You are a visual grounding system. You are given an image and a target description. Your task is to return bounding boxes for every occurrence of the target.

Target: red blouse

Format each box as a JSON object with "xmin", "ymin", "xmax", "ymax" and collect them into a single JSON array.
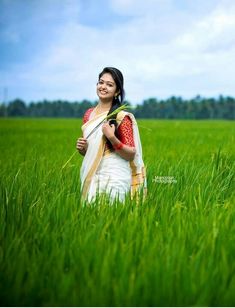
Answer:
[
  {"xmin": 83, "ymin": 108, "xmax": 93, "ymax": 124},
  {"xmin": 83, "ymin": 108, "xmax": 135, "ymax": 148}
]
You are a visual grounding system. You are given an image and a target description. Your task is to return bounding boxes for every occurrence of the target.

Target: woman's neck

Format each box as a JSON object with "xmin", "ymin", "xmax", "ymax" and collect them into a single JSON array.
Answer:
[{"xmin": 97, "ymin": 99, "xmax": 112, "ymax": 112}]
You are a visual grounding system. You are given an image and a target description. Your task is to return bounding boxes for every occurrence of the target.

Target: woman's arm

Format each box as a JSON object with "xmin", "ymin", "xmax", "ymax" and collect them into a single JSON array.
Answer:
[
  {"xmin": 76, "ymin": 108, "xmax": 94, "ymax": 156},
  {"xmin": 76, "ymin": 137, "xmax": 88, "ymax": 156},
  {"xmin": 108, "ymin": 134, "xmax": 136, "ymax": 161},
  {"xmin": 102, "ymin": 118, "xmax": 136, "ymax": 161}
]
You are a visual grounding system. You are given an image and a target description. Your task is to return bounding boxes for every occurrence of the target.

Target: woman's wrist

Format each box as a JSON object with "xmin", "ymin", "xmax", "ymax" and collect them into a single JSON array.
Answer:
[
  {"xmin": 113, "ymin": 142, "xmax": 124, "ymax": 151},
  {"xmin": 107, "ymin": 135, "xmax": 116, "ymax": 143},
  {"xmin": 79, "ymin": 148, "xmax": 86, "ymax": 155},
  {"xmin": 107, "ymin": 135, "xmax": 124, "ymax": 151}
]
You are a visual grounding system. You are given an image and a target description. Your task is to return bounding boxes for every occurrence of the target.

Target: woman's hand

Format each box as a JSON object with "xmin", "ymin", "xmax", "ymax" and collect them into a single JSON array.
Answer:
[
  {"xmin": 102, "ymin": 120, "xmax": 115, "ymax": 140},
  {"xmin": 76, "ymin": 137, "xmax": 88, "ymax": 156}
]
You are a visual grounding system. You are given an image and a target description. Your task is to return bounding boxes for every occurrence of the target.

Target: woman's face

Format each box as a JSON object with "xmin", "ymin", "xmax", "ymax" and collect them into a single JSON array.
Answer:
[{"xmin": 96, "ymin": 73, "xmax": 118, "ymax": 101}]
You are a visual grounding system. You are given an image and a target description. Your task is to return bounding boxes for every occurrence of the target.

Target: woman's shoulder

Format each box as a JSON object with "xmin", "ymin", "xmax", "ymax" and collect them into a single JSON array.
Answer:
[
  {"xmin": 83, "ymin": 107, "xmax": 95, "ymax": 124},
  {"xmin": 117, "ymin": 110, "xmax": 136, "ymax": 124},
  {"xmin": 117, "ymin": 113, "xmax": 135, "ymax": 147},
  {"xmin": 122, "ymin": 114, "xmax": 132, "ymax": 123}
]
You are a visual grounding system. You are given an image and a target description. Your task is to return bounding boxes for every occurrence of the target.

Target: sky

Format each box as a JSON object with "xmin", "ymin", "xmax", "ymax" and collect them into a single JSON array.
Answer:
[{"xmin": 1, "ymin": 0, "xmax": 235, "ymax": 105}]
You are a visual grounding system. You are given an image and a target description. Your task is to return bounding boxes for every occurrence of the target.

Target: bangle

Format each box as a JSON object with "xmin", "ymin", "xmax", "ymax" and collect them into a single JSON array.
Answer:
[{"xmin": 113, "ymin": 142, "xmax": 124, "ymax": 151}]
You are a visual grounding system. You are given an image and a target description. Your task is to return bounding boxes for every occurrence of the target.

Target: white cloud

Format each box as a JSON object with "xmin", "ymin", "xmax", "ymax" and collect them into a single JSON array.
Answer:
[
  {"xmin": 1, "ymin": 0, "xmax": 235, "ymax": 103},
  {"xmin": 175, "ymin": 4, "xmax": 235, "ymax": 52}
]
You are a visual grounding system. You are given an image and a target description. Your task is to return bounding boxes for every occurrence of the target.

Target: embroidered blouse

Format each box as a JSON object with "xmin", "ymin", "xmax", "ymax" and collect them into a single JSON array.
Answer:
[{"xmin": 83, "ymin": 107, "xmax": 135, "ymax": 149}]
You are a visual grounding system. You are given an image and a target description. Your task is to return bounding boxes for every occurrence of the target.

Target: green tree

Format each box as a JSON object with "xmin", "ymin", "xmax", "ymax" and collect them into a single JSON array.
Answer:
[{"xmin": 7, "ymin": 99, "xmax": 27, "ymax": 116}]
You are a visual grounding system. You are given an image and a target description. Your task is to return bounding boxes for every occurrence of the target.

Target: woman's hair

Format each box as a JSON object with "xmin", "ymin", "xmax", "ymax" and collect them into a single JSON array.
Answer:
[
  {"xmin": 98, "ymin": 67, "xmax": 125, "ymax": 145},
  {"xmin": 98, "ymin": 66, "xmax": 125, "ymax": 111}
]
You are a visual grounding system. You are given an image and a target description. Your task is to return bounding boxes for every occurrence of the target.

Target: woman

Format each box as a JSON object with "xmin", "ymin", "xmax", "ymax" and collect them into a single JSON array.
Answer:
[{"xmin": 76, "ymin": 67, "xmax": 147, "ymax": 203}]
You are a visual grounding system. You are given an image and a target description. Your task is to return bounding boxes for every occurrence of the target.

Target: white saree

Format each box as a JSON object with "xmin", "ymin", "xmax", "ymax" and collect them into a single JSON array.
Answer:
[{"xmin": 80, "ymin": 110, "xmax": 147, "ymax": 204}]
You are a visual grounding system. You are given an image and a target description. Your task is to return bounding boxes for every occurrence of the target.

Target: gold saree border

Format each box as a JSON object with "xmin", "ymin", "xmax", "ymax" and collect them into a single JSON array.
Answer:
[
  {"xmin": 81, "ymin": 135, "xmax": 106, "ymax": 200},
  {"xmin": 117, "ymin": 111, "xmax": 147, "ymax": 201},
  {"xmin": 82, "ymin": 109, "xmax": 108, "ymax": 132}
]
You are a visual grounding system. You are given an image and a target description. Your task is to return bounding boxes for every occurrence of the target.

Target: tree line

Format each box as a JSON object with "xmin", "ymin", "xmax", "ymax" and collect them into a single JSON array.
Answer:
[{"xmin": 0, "ymin": 95, "xmax": 234, "ymax": 119}]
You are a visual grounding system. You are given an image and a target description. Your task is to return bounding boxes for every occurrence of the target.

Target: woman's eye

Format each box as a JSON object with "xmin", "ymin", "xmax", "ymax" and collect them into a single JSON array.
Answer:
[{"xmin": 98, "ymin": 81, "xmax": 113, "ymax": 87}]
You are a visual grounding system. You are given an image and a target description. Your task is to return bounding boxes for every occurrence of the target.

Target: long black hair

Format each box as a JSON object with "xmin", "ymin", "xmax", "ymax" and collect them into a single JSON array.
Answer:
[{"xmin": 98, "ymin": 67, "xmax": 125, "ymax": 145}]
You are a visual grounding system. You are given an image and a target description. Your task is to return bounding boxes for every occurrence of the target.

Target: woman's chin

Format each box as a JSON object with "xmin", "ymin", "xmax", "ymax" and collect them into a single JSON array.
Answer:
[{"xmin": 98, "ymin": 94, "xmax": 112, "ymax": 101}]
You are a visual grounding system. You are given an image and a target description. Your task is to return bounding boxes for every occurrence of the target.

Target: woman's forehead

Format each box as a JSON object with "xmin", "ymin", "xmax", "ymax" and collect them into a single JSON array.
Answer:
[{"xmin": 100, "ymin": 73, "xmax": 115, "ymax": 83}]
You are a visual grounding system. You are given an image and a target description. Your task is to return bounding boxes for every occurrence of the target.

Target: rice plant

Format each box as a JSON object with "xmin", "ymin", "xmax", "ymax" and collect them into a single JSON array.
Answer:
[{"xmin": 0, "ymin": 118, "xmax": 234, "ymax": 306}]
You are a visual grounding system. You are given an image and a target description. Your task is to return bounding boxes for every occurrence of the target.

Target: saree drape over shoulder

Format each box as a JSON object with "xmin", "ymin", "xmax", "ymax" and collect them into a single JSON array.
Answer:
[{"xmin": 80, "ymin": 110, "xmax": 147, "ymax": 203}]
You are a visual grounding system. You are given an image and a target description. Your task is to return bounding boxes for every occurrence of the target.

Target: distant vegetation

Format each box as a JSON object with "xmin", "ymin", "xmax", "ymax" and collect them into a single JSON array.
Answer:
[{"xmin": 0, "ymin": 95, "xmax": 234, "ymax": 119}]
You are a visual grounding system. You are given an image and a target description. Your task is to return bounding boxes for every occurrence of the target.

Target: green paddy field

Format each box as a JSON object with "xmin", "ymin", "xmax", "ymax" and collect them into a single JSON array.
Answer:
[{"xmin": 0, "ymin": 118, "xmax": 234, "ymax": 306}]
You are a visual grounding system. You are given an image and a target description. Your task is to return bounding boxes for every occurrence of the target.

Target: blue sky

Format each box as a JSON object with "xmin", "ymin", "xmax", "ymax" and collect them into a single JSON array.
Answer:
[{"xmin": 1, "ymin": 0, "xmax": 235, "ymax": 104}]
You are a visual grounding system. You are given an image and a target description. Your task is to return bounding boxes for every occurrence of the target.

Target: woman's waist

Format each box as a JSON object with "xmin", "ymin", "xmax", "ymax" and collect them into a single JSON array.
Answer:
[{"xmin": 98, "ymin": 152, "xmax": 130, "ymax": 170}]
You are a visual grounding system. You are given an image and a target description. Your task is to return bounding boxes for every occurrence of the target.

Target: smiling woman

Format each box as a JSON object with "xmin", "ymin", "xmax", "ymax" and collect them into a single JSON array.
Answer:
[{"xmin": 76, "ymin": 67, "xmax": 147, "ymax": 204}]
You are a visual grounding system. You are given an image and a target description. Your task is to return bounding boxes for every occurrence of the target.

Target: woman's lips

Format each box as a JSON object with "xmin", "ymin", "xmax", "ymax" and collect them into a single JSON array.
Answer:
[{"xmin": 100, "ymin": 90, "xmax": 107, "ymax": 94}]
